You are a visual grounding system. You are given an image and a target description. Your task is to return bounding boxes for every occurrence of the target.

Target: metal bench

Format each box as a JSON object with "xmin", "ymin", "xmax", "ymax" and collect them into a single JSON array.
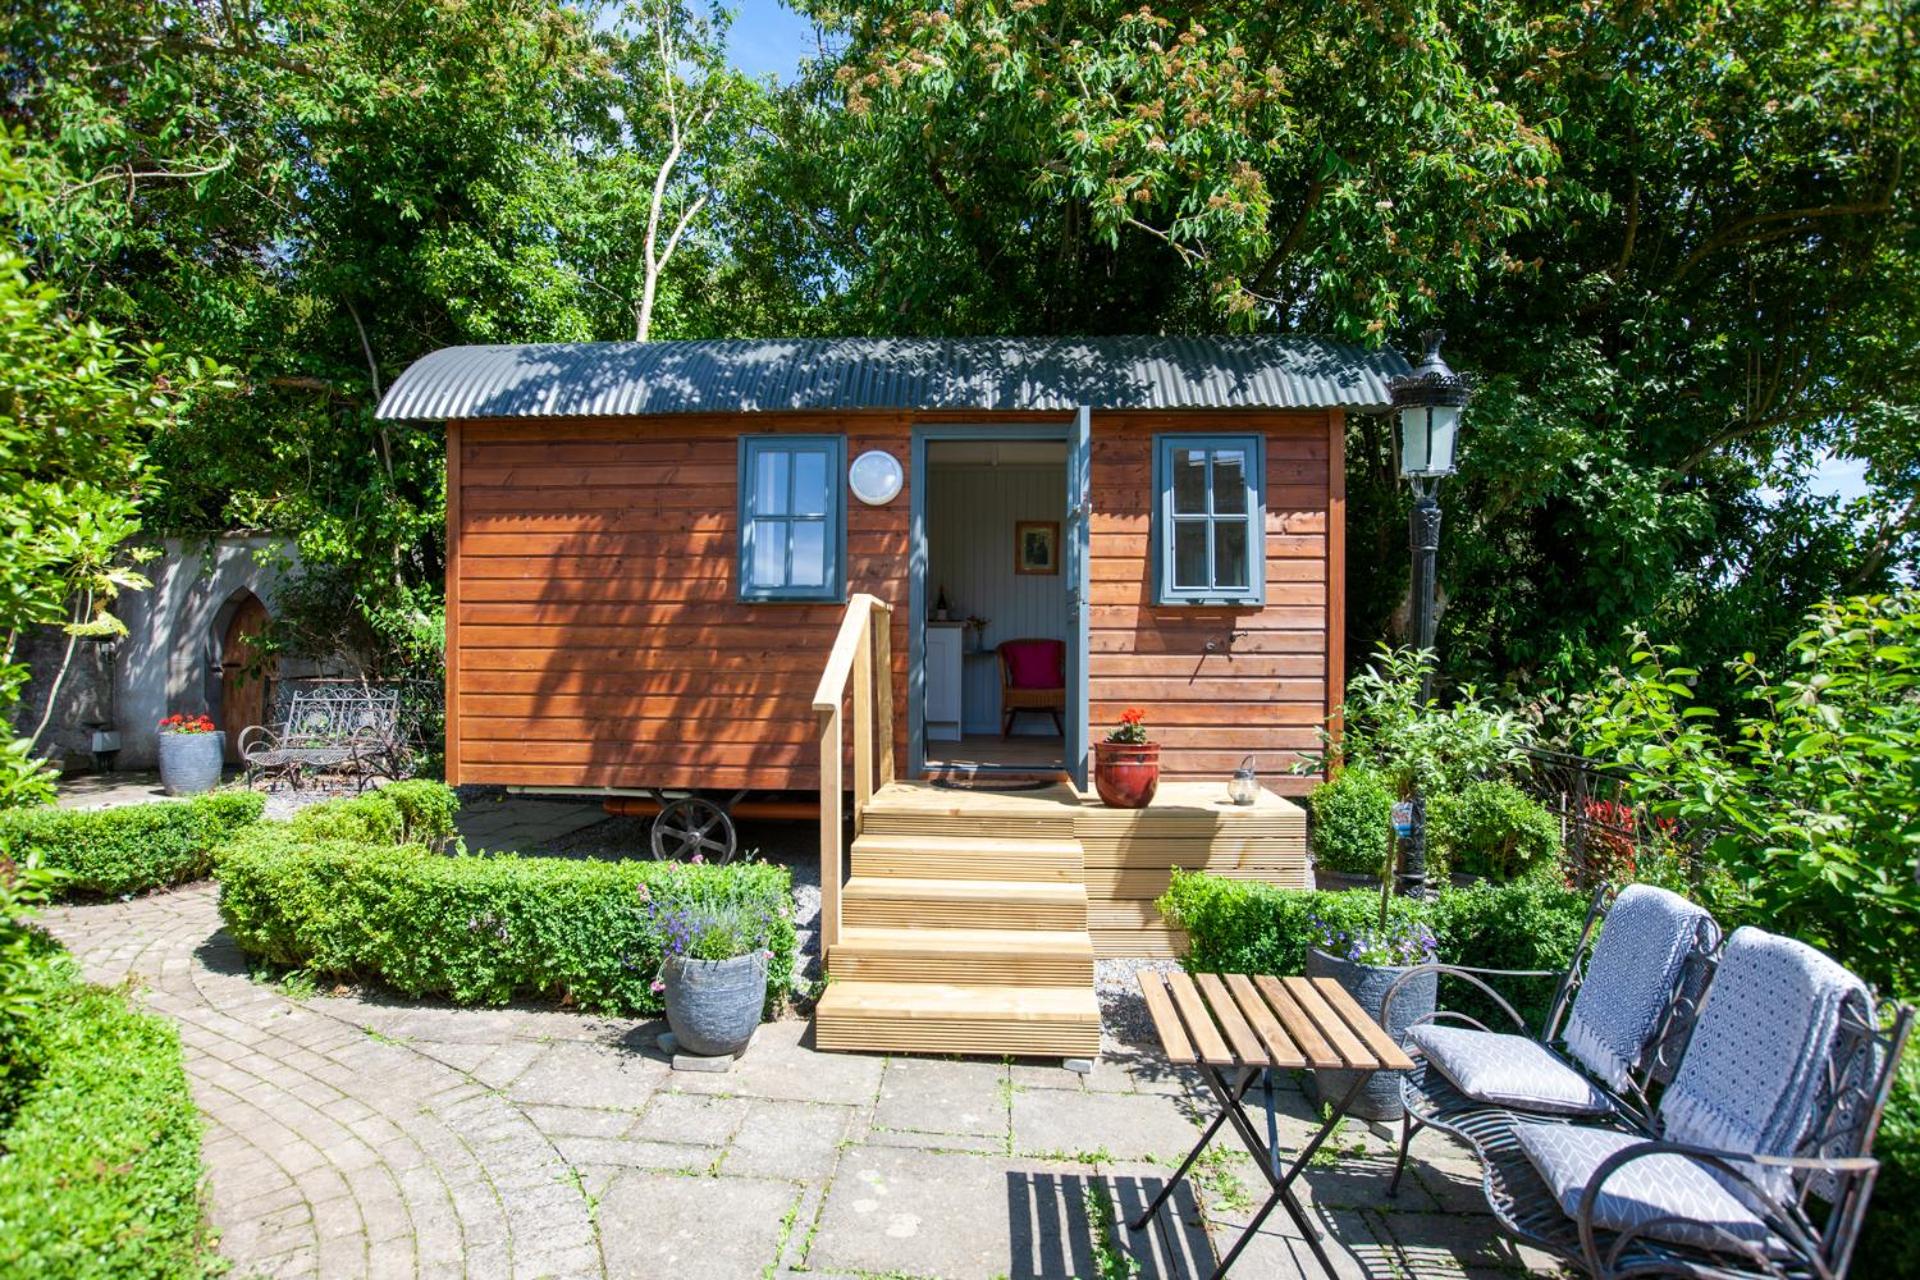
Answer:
[
  {"xmin": 1390, "ymin": 920, "xmax": 1913, "ymax": 1280},
  {"xmin": 239, "ymin": 685, "xmax": 405, "ymax": 791}
]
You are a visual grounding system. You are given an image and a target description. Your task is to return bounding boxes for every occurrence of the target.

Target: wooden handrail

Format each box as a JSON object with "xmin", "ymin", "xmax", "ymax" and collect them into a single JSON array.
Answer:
[{"xmin": 813, "ymin": 593, "xmax": 893, "ymax": 964}]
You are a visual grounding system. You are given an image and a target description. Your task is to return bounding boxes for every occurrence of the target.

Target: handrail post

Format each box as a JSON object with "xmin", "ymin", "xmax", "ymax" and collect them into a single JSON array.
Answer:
[
  {"xmin": 873, "ymin": 603, "xmax": 895, "ymax": 787},
  {"xmin": 818, "ymin": 706, "xmax": 842, "ymax": 959},
  {"xmin": 852, "ymin": 608, "xmax": 874, "ymax": 833}
]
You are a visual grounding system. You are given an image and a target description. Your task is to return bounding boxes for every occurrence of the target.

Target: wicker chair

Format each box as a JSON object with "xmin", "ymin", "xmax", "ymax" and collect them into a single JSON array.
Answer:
[{"xmin": 997, "ymin": 638, "xmax": 1065, "ymax": 738}]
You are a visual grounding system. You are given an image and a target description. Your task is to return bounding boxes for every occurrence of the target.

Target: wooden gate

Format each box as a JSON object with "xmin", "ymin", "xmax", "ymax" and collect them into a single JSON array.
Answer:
[{"xmin": 219, "ymin": 594, "xmax": 273, "ymax": 763}]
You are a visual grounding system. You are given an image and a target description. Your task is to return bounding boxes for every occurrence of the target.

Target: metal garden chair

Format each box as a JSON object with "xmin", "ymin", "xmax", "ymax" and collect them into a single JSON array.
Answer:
[{"xmin": 1383, "ymin": 883, "xmax": 1723, "ymax": 1198}]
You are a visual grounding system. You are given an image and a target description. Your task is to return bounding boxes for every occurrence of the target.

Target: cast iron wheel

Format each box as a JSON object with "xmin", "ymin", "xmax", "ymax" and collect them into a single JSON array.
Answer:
[{"xmin": 649, "ymin": 796, "xmax": 738, "ymax": 863}]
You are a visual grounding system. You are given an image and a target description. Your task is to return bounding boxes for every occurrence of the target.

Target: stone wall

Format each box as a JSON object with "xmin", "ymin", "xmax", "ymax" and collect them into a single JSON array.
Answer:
[{"xmin": 13, "ymin": 536, "xmax": 331, "ymax": 772}]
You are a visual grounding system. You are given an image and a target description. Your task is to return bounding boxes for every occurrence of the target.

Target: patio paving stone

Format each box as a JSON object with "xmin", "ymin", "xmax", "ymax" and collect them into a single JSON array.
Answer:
[
  {"xmin": 874, "ymin": 1055, "xmax": 1012, "ymax": 1139},
  {"xmin": 1012, "ymin": 1081, "xmax": 1207, "ymax": 1163},
  {"xmin": 597, "ymin": 1170, "xmax": 803, "ymax": 1280},
  {"xmin": 36, "ymin": 794, "xmax": 1562, "ymax": 1280}
]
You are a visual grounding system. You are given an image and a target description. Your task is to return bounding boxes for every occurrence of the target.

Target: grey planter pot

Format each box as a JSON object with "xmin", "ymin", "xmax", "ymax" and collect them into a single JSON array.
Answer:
[
  {"xmin": 157, "ymin": 730, "xmax": 224, "ymax": 796},
  {"xmin": 1312, "ymin": 869, "xmax": 1381, "ymax": 894},
  {"xmin": 1305, "ymin": 947, "xmax": 1436, "ymax": 1122},
  {"xmin": 661, "ymin": 951, "xmax": 768, "ymax": 1058}
]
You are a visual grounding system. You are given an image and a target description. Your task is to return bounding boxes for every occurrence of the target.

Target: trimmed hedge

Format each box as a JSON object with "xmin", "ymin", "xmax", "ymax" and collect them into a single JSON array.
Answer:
[
  {"xmin": 0, "ymin": 976, "xmax": 210, "ymax": 1278},
  {"xmin": 1305, "ymin": 765, "xmax": 1394, "ymax": 875},
  {"xmin": 286, "ymin": 780, "xmax": 459, "ymax": 847},
  {"xmin": 0, "ymin": 791, "xmax": 264, "ymax": 897},
  {"xmin": 1158, "ymin": 871, "xmax": 1592, "ymax": 1028},
  {"xmin": 1429, "ymin": 780, "xmax": 1562, "ymax": 882},
  {"xmin": 215, "ymin": 827, "xmax": 797, "ymax": 1015}
]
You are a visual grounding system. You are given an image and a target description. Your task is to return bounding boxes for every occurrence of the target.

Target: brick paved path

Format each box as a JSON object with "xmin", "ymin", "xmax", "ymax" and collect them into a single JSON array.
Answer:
[{"xmin": 45, "ymin": 885, "xmax": 1551, "ymax": 1280}]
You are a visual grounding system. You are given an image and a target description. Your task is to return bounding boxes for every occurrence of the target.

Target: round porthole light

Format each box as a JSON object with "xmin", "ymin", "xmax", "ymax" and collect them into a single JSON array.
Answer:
[{"xmin": 849, "ymin": 450, "xmax": 904, "ymax": 505}]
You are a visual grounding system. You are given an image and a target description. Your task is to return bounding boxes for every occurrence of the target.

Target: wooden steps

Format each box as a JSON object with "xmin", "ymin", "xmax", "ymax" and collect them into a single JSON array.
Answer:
[
  {"xmin": 842, "ymin": 877, "xmax": 1088, "ymax": 930},
  {"xmin": 851, "ymin": 834, "xmax": 1082, "ymax": 882},
  {"xmin": 813, "ymin": 981, "xmax": 1101, "ymax": 1057},
  {"xmin": 831, "ymin": 926, "xmax": 1094, "ymax": 986},
  {"xmin": 816, "ymin": 791, "xmax": 1101, "ymax": 1060}
]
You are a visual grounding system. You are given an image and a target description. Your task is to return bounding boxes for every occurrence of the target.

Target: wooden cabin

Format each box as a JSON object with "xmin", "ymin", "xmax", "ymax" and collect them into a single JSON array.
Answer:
[{"xmin": 377, "ymin": 337, "xmax": 1408, "ymax": 1059}]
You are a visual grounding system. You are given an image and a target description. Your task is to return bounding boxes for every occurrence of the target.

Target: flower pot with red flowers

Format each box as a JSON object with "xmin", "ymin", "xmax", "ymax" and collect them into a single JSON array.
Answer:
[
  {"xmin": 157, "ymin": 714, "xmax": 223, "ymax": 795},
  {"xmin": 1093, "ymin": 708, "xmax": 1159, "ymax": 809}
]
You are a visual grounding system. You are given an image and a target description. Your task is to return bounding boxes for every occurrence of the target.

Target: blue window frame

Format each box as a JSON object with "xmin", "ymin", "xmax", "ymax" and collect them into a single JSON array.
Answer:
[
  {"xmin": 738, "ymin": 435, "xmax": 846, "ymax": 602},
  {"xmin": 1152, "ymin": 434, "xmax": 1266, "ymax": 606}
]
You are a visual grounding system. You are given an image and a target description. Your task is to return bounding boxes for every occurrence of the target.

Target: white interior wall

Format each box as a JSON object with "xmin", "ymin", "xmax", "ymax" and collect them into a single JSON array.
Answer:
[{"xmin": 925, "ymin": 456, "xmax": 1068, "ymax": 736}]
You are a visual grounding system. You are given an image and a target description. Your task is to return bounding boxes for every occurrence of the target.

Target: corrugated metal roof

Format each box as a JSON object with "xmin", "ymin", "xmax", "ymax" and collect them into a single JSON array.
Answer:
[{"xmin": 374, "ymin": 336, "xmax": 1408, "ymax": 421}]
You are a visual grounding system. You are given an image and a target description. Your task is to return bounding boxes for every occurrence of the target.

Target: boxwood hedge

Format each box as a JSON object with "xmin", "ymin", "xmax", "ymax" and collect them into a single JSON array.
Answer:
[
  {"xmin": 0, "ymin": 791, "xmax": 264, "ymax": 898},
  {"xmin": 0, "ymin": 974, "xmax": 210, "ymax": 1278},
  {"xmin": 216, "ymin": 823, "xmax": 796, "ymax": 1016},
  {"xmin": 1158, "ymin": 871, "xmax": 1593, "ymax": 1029}
]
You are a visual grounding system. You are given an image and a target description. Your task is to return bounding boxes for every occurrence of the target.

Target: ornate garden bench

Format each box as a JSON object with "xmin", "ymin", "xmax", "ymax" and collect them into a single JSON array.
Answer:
[
  {"xmin": 1386, "ymin": 903, "xmax": 1913, "ymax": 1280},
  {"xmin": 239, "ymin": 685, "xmax": 406, "ymax": 791}
]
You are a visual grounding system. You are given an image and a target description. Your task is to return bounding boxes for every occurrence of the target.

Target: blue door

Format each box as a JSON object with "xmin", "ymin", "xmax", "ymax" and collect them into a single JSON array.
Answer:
[{"xmin": 1065, "ymin": 406, "xmax": 1092, "ymax": 790}]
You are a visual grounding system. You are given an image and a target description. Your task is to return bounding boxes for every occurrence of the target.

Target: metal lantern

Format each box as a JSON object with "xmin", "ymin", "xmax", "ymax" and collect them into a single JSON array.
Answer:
[
  {"xmin": 1390, "ymin": 330, "xmax": 1470, "ymax": 481},
  {"xmin": 1228, "ymin": 755, "xmax": 1260, "ymax": 806}
]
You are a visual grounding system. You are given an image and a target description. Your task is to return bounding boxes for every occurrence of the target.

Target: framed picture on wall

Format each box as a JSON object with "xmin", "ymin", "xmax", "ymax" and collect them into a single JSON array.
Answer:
[{"xmin": 1015, "ymin": 521, "xmax": 1061, "ymax": 575}]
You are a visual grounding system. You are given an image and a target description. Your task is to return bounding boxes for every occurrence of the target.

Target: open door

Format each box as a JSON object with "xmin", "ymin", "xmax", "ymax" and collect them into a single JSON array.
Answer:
[{"xmin": 1064, "ymin": 406, "xmax": 1091, "ymax": 790}]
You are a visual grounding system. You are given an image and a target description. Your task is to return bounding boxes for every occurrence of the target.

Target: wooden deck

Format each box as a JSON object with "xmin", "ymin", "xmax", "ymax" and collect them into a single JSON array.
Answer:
[{"xmin": 812, "ymin": 779, "xmax": 1309, "ymax": 1060}]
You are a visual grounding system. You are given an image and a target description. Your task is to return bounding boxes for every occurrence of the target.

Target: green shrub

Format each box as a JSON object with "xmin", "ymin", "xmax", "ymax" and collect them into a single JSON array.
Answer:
[
  {"xmin": 0, "ymin": 791, "xmax": 264, "ymax": 898},
  {"xmin": 1158, "ymin": 871, "xmax": 1592, "ymax": 1028},
  {"xmin": 0, "ymin": 860, "xmax": 63, "ymax": 1123},
  {"xmin": 287, "ymin": 780, "xmax": 458, "ymax": 847},
  {"xmin": 215, "ymin": 827, "xmax": 796, "ymax": 1015},
  {"xmin": 1858, "ymin": 1052, "xmax": 1919, "ymax": 1277},
  {"xmin": 0, "ymin": 978, "xmax": 210, "ymax": 1278},
  {"xmin": 1306, "ymin": 766, "xmax": 1393, "ymax": 876},
  {"xmin": 1427, "ymin": 780, "xmax": 1562, "ymax": 882}
]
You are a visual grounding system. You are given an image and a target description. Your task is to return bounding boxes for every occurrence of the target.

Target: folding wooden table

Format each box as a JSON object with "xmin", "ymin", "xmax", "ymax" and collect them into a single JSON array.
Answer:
[{"xmin": 1132, "ymin": 970, "xmax": 1416, "ymax": 1280}]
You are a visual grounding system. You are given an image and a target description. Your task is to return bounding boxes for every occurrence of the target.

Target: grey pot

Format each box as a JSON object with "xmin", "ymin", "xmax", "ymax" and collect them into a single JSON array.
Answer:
[
  {"xmin": 661, "ymin": 951, "xmax": 768, "ymax": 1058},
  {"xmin": 1305, "ymin": 947, "xmax": 1436, "ymax": 1121},
  {"xmin": 157, "ymin": 730, "xmax": 224, "ymax": 796}
]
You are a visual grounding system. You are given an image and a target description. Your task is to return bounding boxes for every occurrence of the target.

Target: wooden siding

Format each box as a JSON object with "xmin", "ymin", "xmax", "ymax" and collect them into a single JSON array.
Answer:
[
  {"xmin": 452, "ymin": 414, "xmax": 911, "ymax": 790},
  {"xmin": 1087, "ymin": 412, "xmax": 1332, "ymax": 794},
  {"xmin": 448, "ymin": 409, "xmax": 1338, "ymax": 793}
]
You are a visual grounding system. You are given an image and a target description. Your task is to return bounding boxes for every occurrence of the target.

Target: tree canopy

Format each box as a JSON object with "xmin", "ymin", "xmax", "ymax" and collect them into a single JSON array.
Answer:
[{"xmin": 1, "ymin": 0, "xmax": 1915, "ymax": 708}]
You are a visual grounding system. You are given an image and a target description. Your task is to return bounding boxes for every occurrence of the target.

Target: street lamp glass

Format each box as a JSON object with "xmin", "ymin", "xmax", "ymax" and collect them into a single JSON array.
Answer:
[{"xmin": 1398, "ymin": 403, "xmax": 1460, "ymax": 479}]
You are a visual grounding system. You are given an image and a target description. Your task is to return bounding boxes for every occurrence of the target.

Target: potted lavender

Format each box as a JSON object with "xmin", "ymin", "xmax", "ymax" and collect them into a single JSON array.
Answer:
[
  {"xmin": 642, "ymin": 882, "xmax": 776, "ymax": 1058},
  {"xmin": 1305, "ymin": 913, "xmax": 1439, "ymax": 1121}
]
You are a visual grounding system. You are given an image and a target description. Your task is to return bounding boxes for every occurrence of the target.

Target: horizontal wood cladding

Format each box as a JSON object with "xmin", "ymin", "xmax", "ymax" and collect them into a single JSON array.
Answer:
[
  {"xmin": 1086, "ymin": 413, "xmax": 1332, "ymax": 783},
  {"xmin": 452, "ymin": 414, "xmax": 908, "ymax": 791},
  {"xmin": 448, "ymin": 409, "xmax": 1337, "ymax": 793}
]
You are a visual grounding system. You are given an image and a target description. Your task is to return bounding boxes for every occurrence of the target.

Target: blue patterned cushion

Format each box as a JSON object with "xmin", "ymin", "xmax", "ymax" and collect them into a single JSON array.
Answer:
[
  {"xmin": 1515, "ymin": 1122, "xmax": 1781, "ymax": 1255},
  {"xmin": 1408, "ymin": 1024, "xmax": 1613, "ymax": 1116}
]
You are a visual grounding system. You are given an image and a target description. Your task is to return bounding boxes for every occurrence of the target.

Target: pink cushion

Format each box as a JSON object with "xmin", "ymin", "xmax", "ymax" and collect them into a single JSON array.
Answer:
[{"xmin": 1002, "ymin": 640, "xmax": 1065, "ymax": 689}]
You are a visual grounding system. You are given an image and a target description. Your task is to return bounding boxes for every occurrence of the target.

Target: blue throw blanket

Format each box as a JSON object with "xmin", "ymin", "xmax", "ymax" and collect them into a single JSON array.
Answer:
[
  {"xmin": 1559, "ymin": 884, "xmax": 1716, "ymax": 1090},
  {"xmin": 1658, "ymin": 926, "xmax": 1870, "ymax": 1190}
]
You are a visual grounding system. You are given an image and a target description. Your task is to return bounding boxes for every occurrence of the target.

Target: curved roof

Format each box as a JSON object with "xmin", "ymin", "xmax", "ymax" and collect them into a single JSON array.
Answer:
[{"xmin": 374, "ymin": 336, "xmax": 1407, "ymax": 421}]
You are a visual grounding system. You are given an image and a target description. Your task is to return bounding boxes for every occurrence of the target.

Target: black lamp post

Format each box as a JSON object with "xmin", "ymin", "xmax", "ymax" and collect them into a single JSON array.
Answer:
[{"xmin": 1388, "ymin": 330, "xmax": 1470, "ymax": 897}]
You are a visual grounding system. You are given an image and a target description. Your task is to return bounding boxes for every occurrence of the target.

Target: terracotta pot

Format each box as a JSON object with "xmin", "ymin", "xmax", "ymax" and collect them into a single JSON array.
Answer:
[{"xmin": 1093, "ymin": 740, "xmax": 1160, "ymax": 808}]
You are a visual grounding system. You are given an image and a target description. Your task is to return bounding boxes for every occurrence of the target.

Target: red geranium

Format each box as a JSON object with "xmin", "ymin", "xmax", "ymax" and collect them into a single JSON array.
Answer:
[
  {"xmin": 159, "ymin": 713, "xmax": 218, "ymax": 735},
  {"xmin": 1107, "ymin": 707, "xmax": 1150, "ymax": 745}
]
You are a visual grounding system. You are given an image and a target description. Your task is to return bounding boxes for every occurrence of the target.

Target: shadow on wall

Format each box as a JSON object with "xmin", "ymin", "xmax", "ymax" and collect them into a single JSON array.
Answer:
[{"xmin": 17, "ymin": 535, "xmax": 335, "ymax": 773}]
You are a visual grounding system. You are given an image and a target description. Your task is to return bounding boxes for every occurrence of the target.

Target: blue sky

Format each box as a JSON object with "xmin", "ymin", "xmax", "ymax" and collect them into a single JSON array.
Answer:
[{"xmin": 725, "ymin": 0, "xmax": 816, "ymax": 83}]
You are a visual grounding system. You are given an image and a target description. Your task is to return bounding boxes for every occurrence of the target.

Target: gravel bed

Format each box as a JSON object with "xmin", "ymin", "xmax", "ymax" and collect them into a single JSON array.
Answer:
[{"xmin": 1096, "ymin": 956, "xmax": 1184, "ymax": 1047}]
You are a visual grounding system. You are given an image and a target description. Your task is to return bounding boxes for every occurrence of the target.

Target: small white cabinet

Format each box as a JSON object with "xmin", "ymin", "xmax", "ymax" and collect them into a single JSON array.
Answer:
[{"xmin": 924, "ymin": 622, "xmax": 964, "ymax": 742}]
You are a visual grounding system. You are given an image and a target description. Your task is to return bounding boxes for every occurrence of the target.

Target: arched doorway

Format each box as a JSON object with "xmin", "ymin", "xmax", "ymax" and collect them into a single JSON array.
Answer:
[{"xmin": 218, "ymin": 593, "xmax": 275, "ymax": 763}]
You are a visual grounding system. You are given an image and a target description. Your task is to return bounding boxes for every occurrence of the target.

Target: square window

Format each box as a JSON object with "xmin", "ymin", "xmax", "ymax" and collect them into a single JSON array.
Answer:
[
  {"xmin": 739, "ymin": 437, "xmax": 846, "ymax": 602},
  {"xmin": 1153, "ymin": 434, "xmax": 1265, "ymax": 605}
]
